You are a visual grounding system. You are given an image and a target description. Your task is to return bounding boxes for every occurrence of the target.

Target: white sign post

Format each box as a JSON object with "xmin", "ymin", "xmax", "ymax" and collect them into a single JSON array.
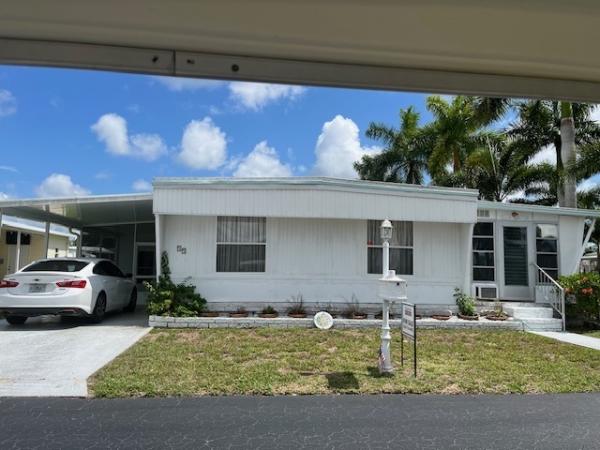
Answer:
[{"xmin": 401, "ymin": 302, "xmax": 417, "ymax": 377}]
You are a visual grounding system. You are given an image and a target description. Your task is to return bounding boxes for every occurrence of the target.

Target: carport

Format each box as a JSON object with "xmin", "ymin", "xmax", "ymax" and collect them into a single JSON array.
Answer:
[{"xmin": 0, "ymin": 194, "xmax": 155, "ymax": 283}]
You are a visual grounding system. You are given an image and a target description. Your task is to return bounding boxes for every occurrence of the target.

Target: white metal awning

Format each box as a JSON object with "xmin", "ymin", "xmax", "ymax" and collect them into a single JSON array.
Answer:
[
  {"xmin": 2, "ymin": 1, "xmax": 600, "ymax": 101},
  {"xmin": 0, "ymin": 194, "xmax": 154, "ymax": 228}
]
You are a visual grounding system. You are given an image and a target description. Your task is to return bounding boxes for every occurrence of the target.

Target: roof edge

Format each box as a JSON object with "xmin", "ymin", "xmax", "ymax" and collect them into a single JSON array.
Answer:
[
  {"xmin": 478, "ymin": 200, "xmax": 600, "ymax": 218},
  {"xmin": 152, "ymin": 177, "xmax": 480, "ymax": 199}
]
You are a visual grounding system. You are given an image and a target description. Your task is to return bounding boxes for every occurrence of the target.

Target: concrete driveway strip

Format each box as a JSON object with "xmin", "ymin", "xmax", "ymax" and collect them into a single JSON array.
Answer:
[
  {"xmin": 0, "ymin": 311, "xmax": 150, "ymax": 397},
  {"xmin": 1, "ymin": 394, "xmax": 600, "ymax": 449}
]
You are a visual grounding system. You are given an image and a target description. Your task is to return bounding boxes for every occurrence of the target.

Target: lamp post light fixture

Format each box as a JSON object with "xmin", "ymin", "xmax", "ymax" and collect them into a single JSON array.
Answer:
[
  {"xmin": 380, "ymin": 219, "xmax": 393, "ymax": 277},
  {"xmin": 378, "ymin": 219, "xmax": 396, "ymax": 374}
]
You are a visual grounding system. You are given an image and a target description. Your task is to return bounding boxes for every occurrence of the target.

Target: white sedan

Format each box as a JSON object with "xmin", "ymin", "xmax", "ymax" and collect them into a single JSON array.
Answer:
[{"xmin": 0, "ymin": 258, "xmax": 137, "ymax": 325}]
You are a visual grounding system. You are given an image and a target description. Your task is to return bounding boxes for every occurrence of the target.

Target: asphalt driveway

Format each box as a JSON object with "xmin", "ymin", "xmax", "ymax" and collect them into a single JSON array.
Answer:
[{"xmin": 0, "ymin": 309, "xmax": 150, "ymax": 397}]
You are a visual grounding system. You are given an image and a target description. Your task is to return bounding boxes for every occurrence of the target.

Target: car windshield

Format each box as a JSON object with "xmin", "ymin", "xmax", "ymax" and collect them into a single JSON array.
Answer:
[{"xmin": 22, "ymin": 260, "xmax": 89, "ymax": 273}]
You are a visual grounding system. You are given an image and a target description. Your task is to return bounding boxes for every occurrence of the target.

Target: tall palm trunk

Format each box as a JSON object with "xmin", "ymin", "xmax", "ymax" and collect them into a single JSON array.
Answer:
[{"xmin": 559, "ymin": 102, "xmax": 577, "ymax": 207}]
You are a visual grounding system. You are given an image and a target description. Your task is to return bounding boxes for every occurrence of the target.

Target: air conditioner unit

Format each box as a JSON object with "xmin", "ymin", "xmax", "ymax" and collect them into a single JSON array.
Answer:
[{"xmin": 472, "ymin": 283, "xmax": 498, "ymax": 300}]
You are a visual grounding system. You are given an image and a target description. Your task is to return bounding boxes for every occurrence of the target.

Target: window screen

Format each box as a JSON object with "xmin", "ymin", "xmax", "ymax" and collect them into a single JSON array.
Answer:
[
  {"xmin": 367, "ymin": 220, "xmax": 413, "ymax": 275},
  {"xmin": 217, "ymin": 217, "xmax": 266, "ymax": 272}
]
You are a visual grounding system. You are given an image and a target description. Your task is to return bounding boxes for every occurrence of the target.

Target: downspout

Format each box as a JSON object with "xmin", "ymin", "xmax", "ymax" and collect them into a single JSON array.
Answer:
[
  {"xmin": 574, "ymin": 218, "xmax": 596, "ymax": 274},
  {"xmin": 463, "ymin": 222, "xmax": 475, "ymax": 294}
]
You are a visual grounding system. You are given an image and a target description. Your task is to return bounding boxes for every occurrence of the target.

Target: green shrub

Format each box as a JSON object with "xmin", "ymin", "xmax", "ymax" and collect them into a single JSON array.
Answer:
[
  {"xmin": 559, "ymin": 272, "xmax": 600, "ymax": 321},
  {"xmin": 144, "ymin": 252, "xmax": 206, "ymax": 317},
  {"xmin": 454, "ymin": 288, "xmax": 477, "ymax": 316}
]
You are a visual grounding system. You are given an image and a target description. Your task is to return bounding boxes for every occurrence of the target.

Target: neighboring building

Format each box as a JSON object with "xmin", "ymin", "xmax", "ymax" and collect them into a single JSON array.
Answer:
[
  {"xmin": 0, "ymin": 217, "xmax": 76, "ymax": 278},
  {"xmin": 1, "ymin": 177, "xmax": 598, "ymax": 310}
]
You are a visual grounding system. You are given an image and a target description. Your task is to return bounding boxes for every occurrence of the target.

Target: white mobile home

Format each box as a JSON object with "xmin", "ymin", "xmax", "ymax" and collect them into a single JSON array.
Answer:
[
  {"xmin": 152, "ymin": 178, "xmax": 598, "ymax": 311},
  {"xmin": 0, "ymin": 177, "xmax": 597, "ymax": 312}
]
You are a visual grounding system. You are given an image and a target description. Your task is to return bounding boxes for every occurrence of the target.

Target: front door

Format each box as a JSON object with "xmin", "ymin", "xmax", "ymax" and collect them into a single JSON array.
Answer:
[
  {"xmin": 133, "ymin": 243, "xmax": 156, "ymax": 284},
  {"xmin": 500, "ymin": 225, "xmax": 532, "ymax": 300}
]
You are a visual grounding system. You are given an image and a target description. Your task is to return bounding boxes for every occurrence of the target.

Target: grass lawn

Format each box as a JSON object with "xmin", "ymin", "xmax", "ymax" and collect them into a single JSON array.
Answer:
[
  {"xmin": 581, "ymin": 330, "xmax": 600, "ymax": 339},
  {"xmin": 90, "ymin": 328, "xmax": 600, "ymax": 397}
]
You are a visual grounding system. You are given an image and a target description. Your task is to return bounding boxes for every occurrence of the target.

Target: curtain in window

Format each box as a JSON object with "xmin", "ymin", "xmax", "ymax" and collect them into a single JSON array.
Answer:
[
  {"xmin": 217, "ymin": 217, "xmax": 266, "ymax": 272},
  {"xmin": 367, "ymin": 220, "xmax": 413, "ymax": 274}
]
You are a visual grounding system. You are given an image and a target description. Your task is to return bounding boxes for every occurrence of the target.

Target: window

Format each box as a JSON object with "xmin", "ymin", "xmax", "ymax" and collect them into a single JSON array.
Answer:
[
  {"xmin": 536, "ymin": 224, "xmax": 558, "ymax": 279},
  {"xmin": 23, "ymin": 260, "xmax": 89, "ymax": 273},
  {"xmin": 367, "ymin": 220, "xmax": 413, "ymax": 275},
  {"xmin": 217, "ymin": 217, "xmax": 266, "ymax": 272},
  {"xmin": 473, "ymin": 222, "xmax": 495, "ymax": 281}
]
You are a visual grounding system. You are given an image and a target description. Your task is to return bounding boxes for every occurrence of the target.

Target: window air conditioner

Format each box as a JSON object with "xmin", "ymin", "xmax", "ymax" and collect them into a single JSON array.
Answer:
[{"xmin": 472, "ymin": 283, "xmax": 498, "ymax": 300}]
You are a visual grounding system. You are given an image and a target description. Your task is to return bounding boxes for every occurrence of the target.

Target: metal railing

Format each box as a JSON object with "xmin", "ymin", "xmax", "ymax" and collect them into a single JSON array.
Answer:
[{"xmin": 532, "ymin": 263, "xmax": 565, "ymax": 331}]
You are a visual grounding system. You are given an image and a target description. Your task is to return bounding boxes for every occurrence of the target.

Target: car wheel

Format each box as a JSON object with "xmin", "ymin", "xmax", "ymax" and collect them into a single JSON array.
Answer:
[
  {"xmin": 124, "ymin": 288, "xmax": 137, "ymax": 313},
  {"xmin": 90, "ymin": 293, "xmax": 107, "ymax": 324},
  {"xmin": 6, "ymin": 316, "xmax": 27, "ymax": 325}
]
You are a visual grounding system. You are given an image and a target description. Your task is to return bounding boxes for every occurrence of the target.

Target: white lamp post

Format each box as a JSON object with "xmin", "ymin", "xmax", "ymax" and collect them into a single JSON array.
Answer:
[{"xmin": 379, "ymin": 219, "xmax": 394, "ymax": 374}]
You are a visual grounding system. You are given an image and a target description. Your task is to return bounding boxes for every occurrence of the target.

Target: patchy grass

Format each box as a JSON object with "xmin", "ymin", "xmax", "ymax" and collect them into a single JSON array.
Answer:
[{"xmin": 90, "ymin": 329, "xmax": 600, "ymax": 397}]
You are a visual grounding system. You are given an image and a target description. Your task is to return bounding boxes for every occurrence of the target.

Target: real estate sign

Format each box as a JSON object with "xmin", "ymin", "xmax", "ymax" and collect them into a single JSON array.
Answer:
[
  {"xmin": 401, "ymin": 302, "xmax": 415, "ymax": 340},
  {"xmin": 401, "ymin": 302, "xmax": 417, "ymax": 377}
]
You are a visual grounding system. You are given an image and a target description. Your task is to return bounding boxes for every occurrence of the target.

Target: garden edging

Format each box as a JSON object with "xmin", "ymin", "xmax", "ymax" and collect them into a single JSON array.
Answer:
[{"xmin": 149, "ymin": 315, "xmax": 526, "ymax": 330}]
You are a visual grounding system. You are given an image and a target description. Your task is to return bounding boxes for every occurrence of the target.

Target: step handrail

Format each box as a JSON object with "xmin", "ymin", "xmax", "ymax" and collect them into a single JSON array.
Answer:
[{"xmin": 531, "ymin": 263, "xmax": 565, "ymax": 331}]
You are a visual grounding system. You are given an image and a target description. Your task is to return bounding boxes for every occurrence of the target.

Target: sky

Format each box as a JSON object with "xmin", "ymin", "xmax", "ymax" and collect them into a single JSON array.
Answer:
[
  {"xmin": 1, "ymin": 65, "xmax": 599, "ymax": 200},
  {"xmin": 0, "ymin": 65, "xmax": 433, "ymax": 199}
]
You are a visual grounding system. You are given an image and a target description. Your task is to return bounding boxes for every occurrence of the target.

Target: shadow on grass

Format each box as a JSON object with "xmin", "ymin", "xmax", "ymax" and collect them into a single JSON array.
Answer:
[
  {"xmin": 367, "ymin": 367, "xmax": 394, "ymax": 379},
  {"xmin": 325, "ymin": 371, "xmax": 360, "ymax": 390}
]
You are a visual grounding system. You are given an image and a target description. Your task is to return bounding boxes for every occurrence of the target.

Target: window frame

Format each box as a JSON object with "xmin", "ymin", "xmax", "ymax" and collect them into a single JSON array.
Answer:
[
  {"xmin": 216, "ymin": 216, "xmax": 267, "ymax": 273},
  {"xmin": 535, "ymin": 223, "xmax": 559, "ymax": 279},
  {"xmin": 367, "ymin": 220, "xmax": 414, "ymax": 275},
  {"xmin": 472, "ymin": 221, "xmax": 495, "ymax": 282}
]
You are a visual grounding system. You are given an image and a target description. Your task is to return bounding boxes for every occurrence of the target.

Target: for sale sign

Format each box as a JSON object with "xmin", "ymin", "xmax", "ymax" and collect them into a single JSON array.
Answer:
[{"xmin": 401, "ymin": 302, "xmax": 415, "ymax": 340}]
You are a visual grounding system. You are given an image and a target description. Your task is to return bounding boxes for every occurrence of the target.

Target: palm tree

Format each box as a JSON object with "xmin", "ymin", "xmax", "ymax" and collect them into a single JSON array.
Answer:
[
  {"xmin": 354, "ymin": 107, "xmax": 429, "ymax": 184},
  {"xmin": 459, "ymin": 134, "xmax": 556, "ymax": 202},
  {"xmin": 509, "ymin": 101, "xmax": 600, "ymax": 207},
  {"xmin": 425, "ymin": 96, "xmax": 497, "ymax": 181}
]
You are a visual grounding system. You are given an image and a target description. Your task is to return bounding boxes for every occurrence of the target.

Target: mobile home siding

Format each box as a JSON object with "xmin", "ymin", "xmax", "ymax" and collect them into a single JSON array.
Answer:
[
  {"xmin": 162, "ymin": 215, "xmax": 465, "ymax": 307},
  {"xmin": 153, "ymin": 185, "xmax": 478, "ymax": 223}
]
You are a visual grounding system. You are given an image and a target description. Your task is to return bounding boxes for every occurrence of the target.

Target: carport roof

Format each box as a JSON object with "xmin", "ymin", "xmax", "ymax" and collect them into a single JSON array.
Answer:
[{"xmin": 0, "ymin": 193, "xmax": 153, "ymax": 228}]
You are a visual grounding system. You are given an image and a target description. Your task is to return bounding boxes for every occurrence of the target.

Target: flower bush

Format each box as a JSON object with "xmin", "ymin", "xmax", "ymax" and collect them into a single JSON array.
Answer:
[
  {"xmin": 144, "ymin": 251, "xmax": 206, "ymax": 317},
  {"xmin": 559, "ymin": 272, "xmax": 600, "ymax": 322},
  {"xmin": 454, "ymin": 288, "xmax": 477, "ymax": 316}
]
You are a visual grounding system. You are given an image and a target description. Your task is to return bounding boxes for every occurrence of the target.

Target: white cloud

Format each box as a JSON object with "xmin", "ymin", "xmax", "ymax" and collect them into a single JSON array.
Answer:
[
  {"xmin": 36, "ymin": 174, "xmax": 90, "ymax": 198},
  {"xmin": 228, "ymin": 82, "xmax": 305, "ymax": 111},
  {"xmin": 578, "ymin": 175, "xmax": 600, "ymax": 192},
  {"xmin": 0, "ymin": 89, "xmax": 17, "ymax": 117},
  {"xmin": 0, "ymin": 192, "xmax": 10, "ymax": 200},
  {"xmin": 132, "ymin": 179, "xmax": 152, "ymax": 192},
  {"xmin": 177, "ymin": 117, "xmax": 227, "ymax": 170},
  {"xmin": 154, "ymin": 76, "xmax": 224, "ymax": 92},
  {"xmin": 529, "ymin": 144, "xmax": 557, "ymax": 165},
  {"xmin": 0, "ymin": 165, "xmax": 18, "ymax": 173},
  {"xmin": 233, "ymin": 141, "xmax": 293, "ymax": 177},
  {"xmin": 590, "ymin": 105, "xmax": 600, "ymax": 123},
  {"xmin": 313, "ymin": 115, "xmax": 380, "ymax": 178},
  {"xmin": 91, "ymin": 113, "xmax": 167, "ymax": 161}
]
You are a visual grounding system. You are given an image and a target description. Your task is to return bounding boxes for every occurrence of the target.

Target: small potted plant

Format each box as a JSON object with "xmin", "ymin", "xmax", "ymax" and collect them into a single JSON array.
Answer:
[
  {"xmin": 485, "ymin": 301, "xmax": 508, "ymax": 321},
  {"xmin": 431, "ymin": 310, "xmax": 452, "ymax": 321},
  {"xmin": 229, "ymin": 307, "xmax": 249, "ymax": 318},
  {"xmin": 454, "ymin": 288, "xmax": 479, "ymax": 320},
  {"xmin": 259, "ymin": 305, "xmax": 279, "ymax": 318},
  {"xmin": 343, "ymin": 295, "xmax": 367, "ymax": 319},
  {"xmin": 287, "ymin": 294, "xmax": 307, "ymax": 318}
]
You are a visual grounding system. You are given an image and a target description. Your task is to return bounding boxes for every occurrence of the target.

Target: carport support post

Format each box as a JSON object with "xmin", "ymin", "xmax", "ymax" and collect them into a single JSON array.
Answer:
[
  {"xmin": 155, "ymin": 214, "xmax": 161, "ymax": 279},
  {"xmin": 15, "ymin": 230, "xmax": 21, "ymax": 271},
  {"xmin": 42, "ymin": 205, "xmax": 50, "ymax": 258}
]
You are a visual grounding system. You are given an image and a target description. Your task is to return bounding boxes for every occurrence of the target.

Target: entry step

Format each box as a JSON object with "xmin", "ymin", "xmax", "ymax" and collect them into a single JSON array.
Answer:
[{"xmin": 503, "ymin": 305, "xmax": 554, "ymax": 319}]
